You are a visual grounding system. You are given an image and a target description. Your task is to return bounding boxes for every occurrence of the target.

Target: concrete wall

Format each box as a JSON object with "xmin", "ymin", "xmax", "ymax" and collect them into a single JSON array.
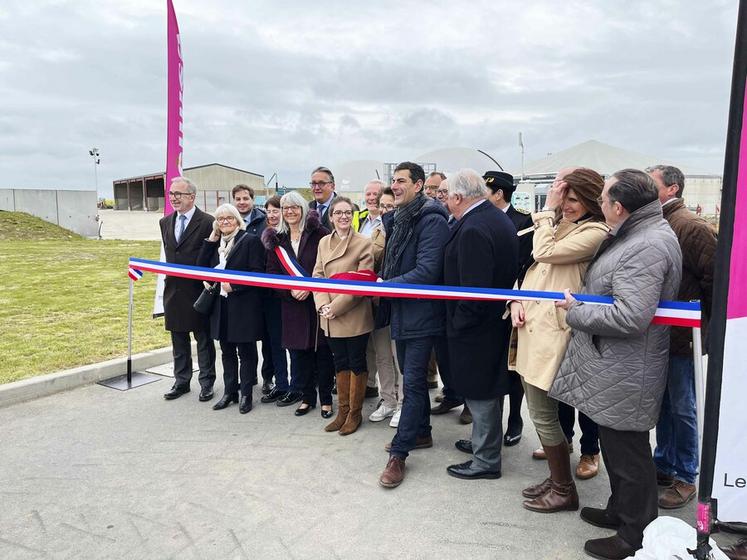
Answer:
[{"xmin": 0, "ymin": 188, "xmax": 99, "ymax": 237}]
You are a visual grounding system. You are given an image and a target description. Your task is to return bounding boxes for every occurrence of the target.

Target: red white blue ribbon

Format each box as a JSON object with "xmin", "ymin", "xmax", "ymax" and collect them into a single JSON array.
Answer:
[
  {"xmin": 128, "ymin": 257, "xmax": 701, "ymax": 328},
  {"xmin": 128, "ymin": 267, "xmax": 144, "ymax": 282}
]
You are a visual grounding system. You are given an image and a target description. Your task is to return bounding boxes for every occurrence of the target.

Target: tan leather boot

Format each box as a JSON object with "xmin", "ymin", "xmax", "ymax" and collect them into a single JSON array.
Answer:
[
  {"xmin": 324, "ymin": 371, "xmax": 351, "ymax": 432},
  {"xmin": 522, "ymin": 478, "xmax": 552, "ymax": 499},
  {"xmin": 523, "ymin": 442, "xmax": 579, "ymax": 513},
  {"xmin": 340, "ymin": 372, "xmax": 368, "ymax": 435}
]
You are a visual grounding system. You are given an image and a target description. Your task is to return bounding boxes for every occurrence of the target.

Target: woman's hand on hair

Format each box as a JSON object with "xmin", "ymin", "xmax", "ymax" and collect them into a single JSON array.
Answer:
[
  {"xmin": 510, "ymin": 301, "xmax": 526, "ymax": 328},
  {"xmin": 545, "ymin": 180, "xmax": 568, "ymax": 210}
]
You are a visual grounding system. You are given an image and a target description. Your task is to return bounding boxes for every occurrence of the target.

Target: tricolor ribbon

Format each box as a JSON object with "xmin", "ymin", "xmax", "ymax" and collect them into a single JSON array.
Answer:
[
  {"xmin": 128, "ymin": 267, "xmax": 144, "ymax": 282},
  {"xmin": 128, "ymin": 256, "xmax": 701, "ymax": 328}
]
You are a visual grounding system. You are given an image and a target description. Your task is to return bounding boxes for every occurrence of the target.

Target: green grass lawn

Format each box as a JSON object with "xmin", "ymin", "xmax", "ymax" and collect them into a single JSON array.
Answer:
[{"xmin": 0, "ymin": 212, "xmax": 169, "ymax": 384}]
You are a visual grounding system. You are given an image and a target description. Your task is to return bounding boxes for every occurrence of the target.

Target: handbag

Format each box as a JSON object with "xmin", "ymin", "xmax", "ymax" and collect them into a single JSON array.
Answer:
[{"xmin": 193, "ymin": 283, "xmax": 219, "ymax": 314}]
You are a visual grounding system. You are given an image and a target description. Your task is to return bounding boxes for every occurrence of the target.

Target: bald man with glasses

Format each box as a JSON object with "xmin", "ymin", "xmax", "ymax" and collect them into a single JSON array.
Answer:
[{"xmin": 159, "ymin": 177, "xmax": 217, "ymax": 402}]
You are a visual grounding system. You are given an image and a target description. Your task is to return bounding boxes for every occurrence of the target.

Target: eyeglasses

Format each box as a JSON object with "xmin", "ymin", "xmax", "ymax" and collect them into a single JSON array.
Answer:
[
  {"xmin": 309, "ymin": 181, "xmax": 332, "ymax": 187},
  {"xmin": 332, "ymin": 210, "xmax": 353, "ymax": 217},
  {"xmin": 379, "ymin": 204, "xmax": 395, "ymax": 211},
  {"xmin": 169, "ymin": 191, "xmax": 193, "ymax": 198},
  {"xmin": 216, "ymin": 216, "xmax": 236, "ymax": 223},
  {"xmin": 281, "ymin": 205, "xmax": 301, "ymax": 211},
  {"xmin": 436, "ymin": 189, "xmax": 449, "ymax": 196}
]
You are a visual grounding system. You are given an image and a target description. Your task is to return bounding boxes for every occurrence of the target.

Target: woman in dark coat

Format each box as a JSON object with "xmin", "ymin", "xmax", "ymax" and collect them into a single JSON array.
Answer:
[
  {"xmin": 262, "ymin": 191, "xmax": 334, "ymax": 418},
  {"xmin": 197, "ymin": 203, "xmax": 266, "ymax": 414}
]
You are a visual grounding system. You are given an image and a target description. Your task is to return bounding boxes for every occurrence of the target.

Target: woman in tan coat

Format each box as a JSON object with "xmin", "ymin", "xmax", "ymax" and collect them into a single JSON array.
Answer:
[
  {"xmin": 508, "ymin": 168, "xmax": 609, "ymax": 513},
  {"xmin": 313, "ymin": 196, "xmax": 375, "ymax": 435}
]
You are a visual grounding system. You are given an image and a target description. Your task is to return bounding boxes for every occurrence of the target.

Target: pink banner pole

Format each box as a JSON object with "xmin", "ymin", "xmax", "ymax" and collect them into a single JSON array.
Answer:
[{"xmin": 164, "ymin": 0, "xmax": 183, "ymax": 216}]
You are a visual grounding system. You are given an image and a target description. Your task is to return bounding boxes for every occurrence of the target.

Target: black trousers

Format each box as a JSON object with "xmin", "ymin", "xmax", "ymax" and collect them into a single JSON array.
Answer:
[
  {"xmin": 559, "ymin": 403, "xmax": 600, "ymax": 455},
  {"xmin": 219, "ymin": 341, "xmax": 258, "ymax": 396},
  {"xmin": 327, "ymin": 333, "xmax": 369, "ymax": 374},
  {"xmin": 598, "ymin": 425, "xmax": 658, "ymax": 548},
  {"xmin": 170, "ymin": 330, "xmax": 216, "ymax": 390},
  {"xmin": 292, "ymin": 346, "xmax": 335, "ymax": 406}
]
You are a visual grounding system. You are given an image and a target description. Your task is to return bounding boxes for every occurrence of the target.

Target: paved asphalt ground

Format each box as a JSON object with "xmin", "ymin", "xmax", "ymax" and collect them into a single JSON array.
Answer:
[{"xmin": 0, "ymin": 354, "xmax": 698, "ymax": 560}]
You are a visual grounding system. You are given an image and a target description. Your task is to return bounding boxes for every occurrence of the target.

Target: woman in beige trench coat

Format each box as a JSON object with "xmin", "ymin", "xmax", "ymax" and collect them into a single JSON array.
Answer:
[
  {"xmin": 508, "ymin": 168, "xmax": 609, "ymax": 514},
  {"xmin": 313, "ymin": 196, "xmax": 375, "ymax": 435}
]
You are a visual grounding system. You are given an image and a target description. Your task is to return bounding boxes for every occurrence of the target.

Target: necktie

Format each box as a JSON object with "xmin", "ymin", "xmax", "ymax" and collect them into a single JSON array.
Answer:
[
  {"xmin": 177, "ymin": 214, "xmax": 187, "ymax": 242},
  {"xmin": 319, "ymin": 204, "xmax": 327, "ymax": 216}
]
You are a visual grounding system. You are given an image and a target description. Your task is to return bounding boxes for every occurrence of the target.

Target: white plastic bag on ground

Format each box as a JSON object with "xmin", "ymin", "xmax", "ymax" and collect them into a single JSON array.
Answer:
[{"xmin": 632, "ymin": 517, "xmax": 728, "ymax": 560}]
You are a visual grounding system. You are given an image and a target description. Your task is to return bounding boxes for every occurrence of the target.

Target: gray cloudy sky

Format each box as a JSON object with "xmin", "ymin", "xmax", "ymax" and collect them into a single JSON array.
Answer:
[{"xmin": 0, "ymin": 0, "xmax": 739, "ymax": 195}]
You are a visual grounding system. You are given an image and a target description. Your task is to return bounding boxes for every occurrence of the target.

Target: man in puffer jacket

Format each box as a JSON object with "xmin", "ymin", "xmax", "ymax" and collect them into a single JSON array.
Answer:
[{"xmin": 549, "ymin": 169, "xmax": 682, "ymax": 560}]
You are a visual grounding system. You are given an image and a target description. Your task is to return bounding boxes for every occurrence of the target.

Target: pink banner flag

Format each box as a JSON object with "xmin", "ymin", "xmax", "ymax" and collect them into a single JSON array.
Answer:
[{"xmin": 164, "ymin": 0, "xmax": 183, "ymax": 216}]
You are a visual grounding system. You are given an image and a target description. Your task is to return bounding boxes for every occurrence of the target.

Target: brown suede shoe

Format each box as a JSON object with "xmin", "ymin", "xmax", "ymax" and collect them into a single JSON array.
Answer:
[
  {"xmin": 533, "ymin": 441, "xmax": 573, "ymax": 460},
  {"xmin": 658, "ymin": 479, "xmax": 696, "ymax": 509},
  {"xmin": 575, "ymin": 453, "xmax": 599, "ymax": 480},
  {"xmin": 385, "ymin": 435, "xmax": 433, "ymax": 452},
  {"xmin": 722, "ymin": 538, "xmax": 747, "ymax": 560},
  {"xmin": 379, "ymin": 456, "xmax": 406, "ymax": 488}
]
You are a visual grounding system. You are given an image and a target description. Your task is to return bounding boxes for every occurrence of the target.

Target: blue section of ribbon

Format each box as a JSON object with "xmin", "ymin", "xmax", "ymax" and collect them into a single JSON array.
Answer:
[{"xmin": 129, "ymin": 257, "xmax": 701, "ymax": 312}]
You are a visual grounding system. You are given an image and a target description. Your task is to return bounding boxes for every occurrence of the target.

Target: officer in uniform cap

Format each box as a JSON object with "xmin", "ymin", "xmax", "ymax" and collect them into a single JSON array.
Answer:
[{"xmin": 483, "ymin": 170, "xmax": 533, "ymax": 447}]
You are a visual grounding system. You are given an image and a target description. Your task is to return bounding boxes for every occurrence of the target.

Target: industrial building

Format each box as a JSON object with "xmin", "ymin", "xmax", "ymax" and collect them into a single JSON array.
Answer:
[{"xmin": 112, "ymin": 163, "xmax": 265, "ymax": 211}]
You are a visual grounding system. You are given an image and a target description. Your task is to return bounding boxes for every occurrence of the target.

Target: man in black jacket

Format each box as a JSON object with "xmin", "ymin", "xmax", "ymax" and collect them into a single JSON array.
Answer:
[
  {"xmin": 159, "ymin": 177, "xmax": 216, "ymax": 401},
  {"xmin": 484, "ymin": 170, "xmax": 532, "ymax": 446},
  {"xmin": 443, "ymin": 169, "xmax": 518, "ymax": 479},
  {"xmin": 378, "ymin": 162, "xmax": 450, "ymax": 489}
]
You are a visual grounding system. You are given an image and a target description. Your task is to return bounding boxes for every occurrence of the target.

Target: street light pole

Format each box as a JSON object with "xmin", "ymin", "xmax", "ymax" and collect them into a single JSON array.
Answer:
[{"xmin": 89, "ymin": 147, "xmax": 101, "ymax": 192}]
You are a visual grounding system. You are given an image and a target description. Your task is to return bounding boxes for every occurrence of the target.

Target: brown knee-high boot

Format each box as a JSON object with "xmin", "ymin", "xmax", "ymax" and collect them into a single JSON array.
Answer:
[
  {"xmin": 340, "ymin": 371, "xmax": 368, "ymax": 436},
  {"xmin": 325, "ymin": 371, "xmax": 351, "ymax": 432},
  {"xmin": 522, "ymin": 442, "xmax": 579, "ymax": 513}
]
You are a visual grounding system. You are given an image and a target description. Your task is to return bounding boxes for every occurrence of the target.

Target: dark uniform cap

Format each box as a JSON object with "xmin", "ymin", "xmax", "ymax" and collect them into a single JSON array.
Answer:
[{"xmin": 483, "ymin": 171, "xmax": 515, "ymax": 193}]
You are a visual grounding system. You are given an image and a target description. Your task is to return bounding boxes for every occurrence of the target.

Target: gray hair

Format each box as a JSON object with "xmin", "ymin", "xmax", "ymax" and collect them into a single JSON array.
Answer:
[
  {"xmin": 447, "ymin": 168, "xmax": 488, "ymax": 199},
  {"xmin": 645, "ymin": 164, "xmax": 686, "ymax": 197},
  {"xmin": 365, "ymin": 179, "xmax": 386, "ymax": 191},
  {"xmin": 213, "ymin": 203, "xmax": 246, "ymax": 230},
  {"xmin": 278, "ymin": 190, "xmax": 309, "ymax": 234},
  {"xmin": 171, "ymin": 176, "xmax": 197, "ymax": 194}
]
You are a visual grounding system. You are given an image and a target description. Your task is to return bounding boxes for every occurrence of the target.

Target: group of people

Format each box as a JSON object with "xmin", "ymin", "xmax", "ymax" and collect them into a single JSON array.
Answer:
[{"xmin": 158, "ymin": 160, "xmax": 716, "ymax": 560}]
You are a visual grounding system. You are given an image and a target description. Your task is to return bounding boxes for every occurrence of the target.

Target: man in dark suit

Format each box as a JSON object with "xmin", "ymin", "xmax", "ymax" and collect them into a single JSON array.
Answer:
[
  {"xmin": 484, "ymin": 170, "xmax": 532, "ymax": 446},
  {"xmin": 443, "ymin": 169, "xmax": 518, "ymax": 479},
  {"xmin": 307, "ymin": 166, "xmax": 337, "ymax": 229},
  {"xmin": 159, "ymin": 177, "xmax": 217, "ymax": 401}
]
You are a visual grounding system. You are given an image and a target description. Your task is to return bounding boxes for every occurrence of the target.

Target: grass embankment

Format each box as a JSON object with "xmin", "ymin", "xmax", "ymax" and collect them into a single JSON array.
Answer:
[{"xmin": 0, "ymin": 211, "xmax": 169, "ymax": 384}]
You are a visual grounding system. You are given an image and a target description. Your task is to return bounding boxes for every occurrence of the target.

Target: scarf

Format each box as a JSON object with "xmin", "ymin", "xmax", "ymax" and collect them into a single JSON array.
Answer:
[
  {"xmin": 218, "ymin": 229, "xmax": 241, "ymax": 266},
  {"xmin": 382, "ymin": 192, "xmax": 429, "ymax": 280}
]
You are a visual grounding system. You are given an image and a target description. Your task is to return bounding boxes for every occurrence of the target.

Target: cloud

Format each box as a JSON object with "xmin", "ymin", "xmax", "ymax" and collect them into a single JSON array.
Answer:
[{"xmin": 0, "ymin": 0, "xmax": 738, "ymax": 195}]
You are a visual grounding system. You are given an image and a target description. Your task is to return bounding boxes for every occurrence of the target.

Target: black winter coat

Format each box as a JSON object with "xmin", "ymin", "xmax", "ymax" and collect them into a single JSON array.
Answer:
[
  {"xmin": 159, "ymin": 207, "xmax": 214, "ymax": 332},
  {"xmin": 381, "ymin": 198, "xmax": 449, "ymax": 340},
  {"xmin": 262, "ymin": 211, "xmax": 330, "ymax": 350},
  {"xmin": 444, "ymin": 201, "xmax": 518, "ymax": 399},
  {"xmin": 506, "ymin": 204, "xmax": 534, "ymax": 285},
  {"xmin": 197, "ymin": 230, "xmax": 266, "ymax": 343}
]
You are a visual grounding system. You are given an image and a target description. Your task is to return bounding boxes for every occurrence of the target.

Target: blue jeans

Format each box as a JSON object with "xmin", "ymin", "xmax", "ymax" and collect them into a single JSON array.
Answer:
[
  {"xmin": 654, "ymin": 355, "xmax": 698, "ymax": 484},
  {"xmin": 390, "ymin": 337, "xmax": 434, "ymax": 459}
]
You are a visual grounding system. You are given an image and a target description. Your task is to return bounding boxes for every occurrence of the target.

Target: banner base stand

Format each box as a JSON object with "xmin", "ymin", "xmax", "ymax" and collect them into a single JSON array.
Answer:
[{"xmin": 98, "ymin": 371, "xmax": 161, "ymax": 391}]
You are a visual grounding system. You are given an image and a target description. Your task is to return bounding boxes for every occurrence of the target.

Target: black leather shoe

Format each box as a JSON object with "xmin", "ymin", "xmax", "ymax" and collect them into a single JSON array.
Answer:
[
  {"xmin": 446, "ymin": 460, "xmax": 501, "ymax": 480},
  {"xmin": 431, "ymin": 400, "xmax": 463, "ymax": 414},
  {"xmin": 239, "ymin": 396, "xmax": 252, "ymax": 414},
  {"xmin": 261, "ymin": 381, "xmax": 274, "ymax": 396},
  {"xmin": 198, "ymin": 387, "xmax": 214, "ymax": 402},
  {"xmin": 294, "ymin": 403, "xmax": 316, "ymax": 416},
  {"xmin": 276, "ymin": 392, "xmax": 302, "ymax": 407},
  {"xmin": 455, "ymin": 439, "xmax": 473, "ymax": 454},
  {"xmin": 584, "ymin": 535, "xmax": 636, "ymax": 560},
  {"xmin": 212, "ymin": 393, "xmax": 239, "ymax": 410},
  {"xmin": 261, "ymin": 387, "xmax": 285, "ymax": 403},
  {"xmin": 580, "ymin": 507, "xmax": 621, "ymax": 530},
  {"xmin": 503, "ymin": 433, "xmax": 522, "ymax": 447},
  {"xmin": 321, "ymin": 407, "xmax": 334, "ymax": 419},
  {"xmin": 163, "ymin": 386, "xmax": 190, "ymax": 400}
]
